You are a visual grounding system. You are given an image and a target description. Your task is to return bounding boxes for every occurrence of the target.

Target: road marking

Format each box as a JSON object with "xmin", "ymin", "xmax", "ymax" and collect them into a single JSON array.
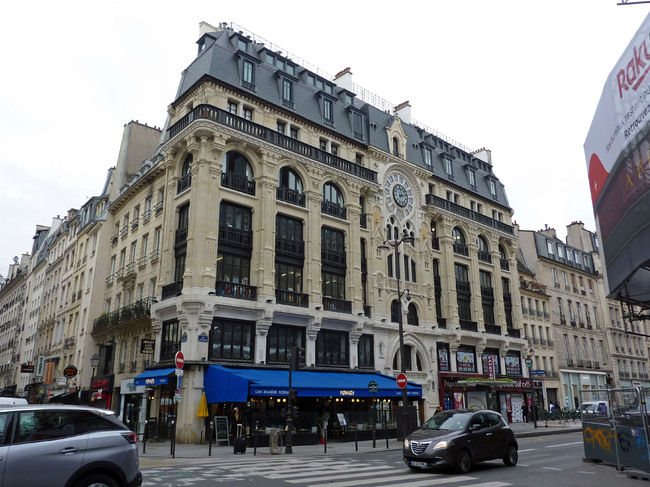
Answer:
[
  {"xmin": 545, "ymin": 441, "xmax": 583, "ymax": 448},
  {"xmin": 542, "ymin": 466, "xmax": 563, "ymax": 471},
  {"xmin": 308, "ymin": 476, "xmax": 477, "ymax": 487},
  {"xmin": 272, "ymin": 465, "xmax": 396, "ymax": 479},
  {"xmin": 518, "ymin": 448, "xmax": 536, "ymax": 452},
  {"xmin": 578, "ymin": 471, "xmax": 597, "ymax": 474},
  {"xmin": 458, "ymin": 482, "xmax": 511, "ymax": 487}
]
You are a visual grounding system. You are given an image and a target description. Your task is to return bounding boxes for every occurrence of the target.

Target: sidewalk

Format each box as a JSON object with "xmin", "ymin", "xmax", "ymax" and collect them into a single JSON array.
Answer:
[{"xmin": 139, "ymin": 420, "xmax": 582, "ymax": 462}]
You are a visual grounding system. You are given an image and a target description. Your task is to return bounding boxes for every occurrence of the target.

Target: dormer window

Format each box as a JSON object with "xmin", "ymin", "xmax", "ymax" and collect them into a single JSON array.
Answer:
[
  {"xmin": 489, "ymin": 179, "xmax": 497, "ymax": 198},
  {"xmin": 444, "ymin": 157, "xmax": 454, "ymax": 180},
  {"xmin": 237, "ymin": 38, "xmax": 248, "ymax": 51},
  {"xmin": 424, "ymin": 147, "xmax": 433, "ymax": 169},
  {"xmin": 393, "ymin": 137, "xmax": 400, "ymax": 157},
  {"xmin": 468, "ymin": 168, "xmax": 476, "ymax": 189}
]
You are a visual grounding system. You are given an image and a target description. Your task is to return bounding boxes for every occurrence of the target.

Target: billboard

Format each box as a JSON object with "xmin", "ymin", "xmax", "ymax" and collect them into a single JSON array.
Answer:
[{"xmin": 584, "ymin": 12, "xmax": 650, "ymax": 304}]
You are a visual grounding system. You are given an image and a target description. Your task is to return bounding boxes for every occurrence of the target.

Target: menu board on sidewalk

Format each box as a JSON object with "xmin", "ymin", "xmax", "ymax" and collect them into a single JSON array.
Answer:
[{"xmin": 215, "ymin": 416, "xmax": 229, "ymax": 444}]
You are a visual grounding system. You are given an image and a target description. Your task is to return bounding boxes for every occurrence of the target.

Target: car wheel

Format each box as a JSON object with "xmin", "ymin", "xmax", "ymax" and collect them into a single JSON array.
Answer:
[
  {"xmin": 503, "ymin": 444, "xmax": 518, "ymax": 466},
  {"xmin": 455, "ymin": 449, "xmax": 472, "ymax": 474},
  {"xmin": 73, "ymin": 473, "xmax": 119, "ymax": 487}
]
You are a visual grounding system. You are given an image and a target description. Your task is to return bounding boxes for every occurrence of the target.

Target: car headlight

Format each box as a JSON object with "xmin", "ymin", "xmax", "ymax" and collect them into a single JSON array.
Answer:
[
  {"xmin": 433, "ymin": 440, "xmax": 453, "ymax": 449},
  {"xmin": 403, "ymin": 439, "xmax": 410, "ymax": 448}
]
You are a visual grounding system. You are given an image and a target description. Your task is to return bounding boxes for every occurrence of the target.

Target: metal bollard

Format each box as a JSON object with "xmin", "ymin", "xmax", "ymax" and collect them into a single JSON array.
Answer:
[
  {"xmin": 354, "ymin": 427, "xmax": 358, "ymax": 451},
  {"xmin": 373, "ymin": 426, "xmax": 376, "ymax": 449},
  {"xmin": 142, "ymin": 419, "xmax": 148, "ymax": 454},
  {"xmin": 208, "ymin": 421, "xmax": 213, "ymax": 456}
]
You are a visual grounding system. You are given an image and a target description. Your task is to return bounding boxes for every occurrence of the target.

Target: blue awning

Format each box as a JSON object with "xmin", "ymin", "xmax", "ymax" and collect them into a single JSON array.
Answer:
[
  {"xmin": 203, "ymin": 365, "xmax": 422, "ymax": 403},
  {"xmin": 133, "ymin": 368, "xmax": 176, "ymax": 387}
]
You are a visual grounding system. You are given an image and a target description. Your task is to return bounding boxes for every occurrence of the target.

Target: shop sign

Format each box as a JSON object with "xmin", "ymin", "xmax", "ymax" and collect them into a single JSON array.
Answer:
[
  {"xmin": 57, "ymin": 376, "xmax": 68, "ymax": 386},
  {"xmin": 35, "ymin": 356, "xmax": 45, "ymax": 378},
  {"xmin": 340, "ymin": 390, "xmax": 355, "ymax": 396},
  {"xmin": 44, "ymin": 361, "xmax": 55, "ymax": 384},
  {"xmin": 140, "ymin": 339, "xmax": 155, "ymax": 355},
  {"xmin": 181, "ymin": 332, "xmax": 187, "ymax": 343},
  {"xmin": 92, "ymin": 379, "xmax": 109, "ymax": 389},
  {"xmin": 120, "ymin": 379, "xmax": 145, "ymax": 394},
  {"xmin": 486, "ymin": 355, "xmax": 496, "ymax": 379},
  {"xmin": 21, "ymin": 364, "xmax": 35, "ymax": 373}
]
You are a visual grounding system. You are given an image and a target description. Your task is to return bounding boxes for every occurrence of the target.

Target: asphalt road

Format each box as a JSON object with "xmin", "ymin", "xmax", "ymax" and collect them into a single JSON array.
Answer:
[{"xmin": 141, "ymin": 432, "xmax": 634, "ymax": 487}]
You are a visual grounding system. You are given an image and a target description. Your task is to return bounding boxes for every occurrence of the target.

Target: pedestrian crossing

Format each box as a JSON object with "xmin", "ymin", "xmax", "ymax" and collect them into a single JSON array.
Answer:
[{"xmin": 141, "ymin": 456, "xmax": 514, "ymax": 487}]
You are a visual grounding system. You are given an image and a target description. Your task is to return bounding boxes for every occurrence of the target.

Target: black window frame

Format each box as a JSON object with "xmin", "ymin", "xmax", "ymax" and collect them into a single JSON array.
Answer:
[
  {"xmin": 209, "ymin": 318, "xmax": 255, "ymax": 362},
  {"xmin": 315, "ymin": 329, "xmax": 349, "ymax": 367}
]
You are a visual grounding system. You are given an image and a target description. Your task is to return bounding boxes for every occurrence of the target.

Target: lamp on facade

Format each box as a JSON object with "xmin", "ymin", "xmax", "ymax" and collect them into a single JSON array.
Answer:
[
  {"xmin": 89, "ymin": 353, "xmax": 100, "ymax": 405},
  {"xmin": 378, "ymin": 232, "xmax": 414, "ymax": 440}
]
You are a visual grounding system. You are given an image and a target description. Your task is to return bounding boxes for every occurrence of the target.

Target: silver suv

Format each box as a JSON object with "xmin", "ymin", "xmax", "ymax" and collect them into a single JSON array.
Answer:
[{"xmin": 0, "ymin": 404, "xmax": 141, "ymax": 487}]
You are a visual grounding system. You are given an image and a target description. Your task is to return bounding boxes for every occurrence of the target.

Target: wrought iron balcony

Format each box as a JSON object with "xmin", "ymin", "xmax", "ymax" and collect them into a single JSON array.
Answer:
[
  {"xmin": 219, "ymin": 225, "xmax": 253, "ymax": 248},
  {"xmin": 477, "ymin": 250, "xmax": 492, "ymax": 263},
  {"xmin": 275, "ymin": 289, "xmax": 308, "ymax": 307},
  {"xmin": 216, "ymin": 281, "xmax": 257, "ymax": 300},
  {"xmin": 177, "ymin": 173, "xmax": 191, "ymax": 194},
  {"xmin": 221, "ymin": 172, "xmax": 256, "ymax": 195},
  {"xmin": 167, "ymin": 104, "xmax": 377, "ymax": 183},
  {"xmin": 161, "ymin": 281, "xmax": 183, "ymax": 300},
  {"xmin": 276, "ymin": 187, "xmax": 305, "ymax": 207},
  {"xmin": 506, "ymin": 328, "xmax": 521, "ymax": 338},
  {"xmin": 92, "ymin": 297, "xmax": 155, "ymax": 335},
  {"xmin": 453, "ymin": 242, "xmax": 469, "ymax": 256},
  {"xmin": 275, "ymin": 237, "xmax": 304, "ymax": 258},
  {"xmin": 459, "ymin": 320, "xmax": 478, "ymax": 332},
  {"xmin": 425, "ymin": 193, "xmax": 514, "ymax": 235},
  {"xmin": 322, "ymin": 247, "xmax": 346, "ymax": 267},
  {"xmin": 484, "ymin": 323, "xmax": 501, "ymax": 335},
  {"xmin": 322, "ymin": 297, "xmax": 352, "ymax": 313},
  {"xmin": 321, "ymin": 200, "xmax": 346, "ymax": 219}
]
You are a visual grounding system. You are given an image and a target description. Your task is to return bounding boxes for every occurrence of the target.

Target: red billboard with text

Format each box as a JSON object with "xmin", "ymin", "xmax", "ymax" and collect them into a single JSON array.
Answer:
[{"xmin": 584, "ymin": 12, "xmax": 650, "ymax": 303}]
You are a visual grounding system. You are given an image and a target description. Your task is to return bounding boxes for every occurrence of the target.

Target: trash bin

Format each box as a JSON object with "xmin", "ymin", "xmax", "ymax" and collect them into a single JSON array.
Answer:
[{"xmin": 269, "ymin": 428, "xmax": 281, "ymax": 455}]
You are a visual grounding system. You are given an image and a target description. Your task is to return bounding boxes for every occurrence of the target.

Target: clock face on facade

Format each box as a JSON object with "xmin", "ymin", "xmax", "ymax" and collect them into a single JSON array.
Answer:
[{"xmin": 384, "ymin": 173, "xmax": 413, "ymax": 219}]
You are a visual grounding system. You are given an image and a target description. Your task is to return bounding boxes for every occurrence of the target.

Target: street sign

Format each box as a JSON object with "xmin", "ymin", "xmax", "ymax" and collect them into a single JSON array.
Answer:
[
  {"xmin": 63, "ymin": 365, "xmax": 78, "ymax": 378},
  {"xmin": 368, "ymin": 380, "xmax": 378, "ymax": 393},
  {"xmin": 396, "ymin": 373, "xmax": 408, "ymax": 389},
  {"xmin": 175, "ymin": 351, "xmax": 185, "ymax": 370},
  {"xmin": 530, "ymin": 369, "xmax": 545, "ymax": 375},
  {"xmin": 175, "ymin": 369, "xmax": 184, "ymax": 376},
  {"xmin": 525, "ymin": 358, "xmax": 533, "ymax": 368}
]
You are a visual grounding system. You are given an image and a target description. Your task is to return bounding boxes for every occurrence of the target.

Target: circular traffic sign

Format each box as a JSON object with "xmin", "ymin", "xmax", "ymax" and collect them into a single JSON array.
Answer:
[
  {"xmin": 175, "ymin": 351, "xmax": 185, "ymax": 370},
  {"xmin": 63, "ymin": 365, "xmax": 78, "ymax": 378},
  {"xmin": 368, "ymin": 380, "xmax": 378, "ymax": 393},
  {"xmin": 396, "ymin": 373, "xmax": 408, "ymax": 389},
  {"xmin": 525, "ymin": 358, "xmax": 533, "ymax": 368}
]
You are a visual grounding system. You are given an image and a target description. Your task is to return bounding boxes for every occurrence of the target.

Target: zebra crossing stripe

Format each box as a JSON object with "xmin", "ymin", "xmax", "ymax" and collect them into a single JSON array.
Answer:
[
  {"xmin": 274, "ymin": 465, "xmax": 396, "ymax": 480},
  {"xmin": 306, "ymin": 474, "xmax": 476, "ymax": 487}
]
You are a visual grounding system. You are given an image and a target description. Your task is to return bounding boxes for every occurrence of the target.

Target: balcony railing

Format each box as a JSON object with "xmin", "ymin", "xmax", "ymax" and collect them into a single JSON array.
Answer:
[
  {"xmin": 167, "ymin": 104, "xmax": 378, "ymax": 183},
  {"xmin": 459, "ymin": 320, "xmax": 478, "ymax": 332},
  {"xmin": 453, "ymin": 242, "xmax": 469, "ymax": 256},
  {"xmin": 275, "ymin": 237, "xmax": 304, "ymax": 258},
  {"xmin": 321, "ymin": 201, "xmax": 347, "ymax": 219},
  {"xmin": 322, "ymin": 297, "xmax": 352, "ymax": 313},
  {"xmin": 322, "ymin": 248, "xmax": 346, "ymax": 267},
  {"xmin": 432, "ymin": 237, "xmax": 440, "ymax": 250},
  {"xmin": 177, "ymin": 173, "xmax": 191, "ymax": 194},
  {"xmin": 500, "ymin": 258, "xmax": 510, "ymax": 271},
  {"xmin": 425, "ymin": 193, "xmax": 514, "ymax": 234},
  {"xmin": 275, "ymin": 289, "xmax": 309, "ymax": 307},
  {"xmin": 92, "ymin": 297, "xmax": 154, "ymax": 334},
  {"xmin": 219, "ymin": 225, "xmax": 253, "ymax": 248},
  {"xmin": 484, "ymin": 323, "xmax": 501, "ymax": 335},
  {"xmin": 477, "ymin": 250, "xmax": 492, "ymax": 263},
  {"xmin": 161, "ymin": 281, "xmax": 183, "ymax": 300},
  {"xmin": 276, "ymin": 187, "xmax": 305, "ymax": 207},
  {"xmin": 506, "ymin": 328, "xmax": 521, "ymax": 338},
  {"xmin": 216, "ymin": 281, "xmax": 257, "ymax": 300},
  {"xmin": 221, "ymin": 172, "xmax": 256, "ymax": 195}
]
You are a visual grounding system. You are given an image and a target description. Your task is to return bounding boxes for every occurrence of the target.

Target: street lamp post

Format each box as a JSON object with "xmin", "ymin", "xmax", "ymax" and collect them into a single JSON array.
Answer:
[
  {"xmin": 89, "ymin": 353, "xmax": 100, "ymax": 405},
  {"xmin": 379, "ymin": 233, "xmax": 414, "ymax": 441}
]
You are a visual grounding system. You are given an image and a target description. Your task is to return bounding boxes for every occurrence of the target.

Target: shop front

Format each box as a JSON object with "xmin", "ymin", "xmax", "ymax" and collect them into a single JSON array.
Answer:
[
  {"xmin": 90, "ymin": 375, "xmax": 114, "ymax": 410},
  {"xmin": 438, "ymin": 373, "xmax": 540, "ymax": 423},
  {"xmin": 119, "ymin": 378, "xmax": 146, "ymax": 436},
  {"xmin": 203, "ymin": 366, "xmax": 423, "ymax": 444},
  {"xmin": 133, "ymin": 368, "xmax": 177, "ymax": 439}
]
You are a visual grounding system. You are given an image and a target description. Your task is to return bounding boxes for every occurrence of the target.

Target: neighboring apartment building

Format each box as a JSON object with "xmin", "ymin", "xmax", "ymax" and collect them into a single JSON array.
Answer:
[
  {"xmin": 122, "ymin": 21, "xmax": 530, "ymax": 442},
  {"xmin": 565, "ymin": 222, "xmax": 650, "ymax": 391},
  {"xmin": 519, "ymin": 224, "xmax": 613, "ymax": 410}
]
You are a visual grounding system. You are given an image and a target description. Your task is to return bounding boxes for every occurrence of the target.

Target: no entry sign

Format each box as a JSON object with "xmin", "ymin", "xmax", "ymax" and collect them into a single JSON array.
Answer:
[
  {"xmin": 175, "ymin": 351, "xmax": 185, "ymax": 370},
  {"xmin": 396, "ymin": 373, "xmax": 408, "ymax": 389}
]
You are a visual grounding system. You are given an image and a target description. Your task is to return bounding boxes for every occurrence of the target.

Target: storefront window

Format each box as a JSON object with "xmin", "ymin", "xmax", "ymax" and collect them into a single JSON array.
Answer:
[
  {"xmin": 456, "ymin": 346, "xmax": 477, "ymax": 373},
  {"xmin": 438, "ymin": 343, "xmax": 450, "ymax": 371},
  {"xmin": 505, "ymin": 353, "xmax": 522, "ymax": 376}
]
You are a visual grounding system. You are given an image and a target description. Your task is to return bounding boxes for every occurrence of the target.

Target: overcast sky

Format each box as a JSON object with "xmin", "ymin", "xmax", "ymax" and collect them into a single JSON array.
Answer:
[{"xmin": 0, "ymin": 1, "xmax": 647, "ymax": 274}]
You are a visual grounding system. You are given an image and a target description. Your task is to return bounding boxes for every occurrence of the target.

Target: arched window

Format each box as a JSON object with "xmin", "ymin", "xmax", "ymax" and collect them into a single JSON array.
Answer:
[
  {"xmin": 390, "ymin": 299, "xmax": 401, "ymax": 323},
  {"xmin": 322, "ymin": 182, "xmax": 346, "ymax": 218},
  {"xmin": 392, "ymin": 345, "xmax": 423, "ymax": 371},
  {"xmin": 452, "ymin": 227, "xmax": 468, "ymax": 256},
  {"xmin": 407, "ymin": 303, "xmax": 419, "ymax": 326},
  {"xmin": 431, "ymin": 220, "xmax": 439, "ymax": 249},
  {"xmin": 177, "ymin": 154, "xmax": 193, "ymax": 193},
  {"xmin": 392, "ymin": 137, "xmax": 400, "ymax": 156},
  {"xmin": 499, "ymin": 244, "xmax": 509, "ymax": 271},
  {"xmin": 477, "ymin": 235, "xmax": 491, "ymax": 263},
  {"xmin": 277, "ymin": 167, "xmax": 304, "ymax": 206},
  {"xmin": 222, "ymin": 151, "xmax": 255, "ymax": 195}
]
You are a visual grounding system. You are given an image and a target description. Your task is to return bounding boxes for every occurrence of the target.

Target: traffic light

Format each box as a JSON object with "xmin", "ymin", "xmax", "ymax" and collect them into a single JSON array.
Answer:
[{"xmin": 291, "ymin": 405, "xmax": 299, "ymax": 420}]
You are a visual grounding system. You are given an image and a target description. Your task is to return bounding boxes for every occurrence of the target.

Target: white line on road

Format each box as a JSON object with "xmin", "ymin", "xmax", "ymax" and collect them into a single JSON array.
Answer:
[
  {"xmin": 518, "ymin": 448, "xmax": 536, "ymax": 452},
  {"xmin": 277, "ymin": 466, "xmax": 396, "ymax": 481},
  {"xmin": 545, "ymin": 441, "xmax": 583, "ymax": 448},
  {"xmin": 578, "ymin": 471, "xmax": 597, "ymax": 474},
  {"xmin": 542, "ymin": 466, "xmax": 563, "ymax": 471},
  {"xmin": 457, "ymin": 482, "xmax": 511, "ymax": 487},
  {"xmin": 308, "ymin": 475, "xmax": 477, "ymax": 487}
]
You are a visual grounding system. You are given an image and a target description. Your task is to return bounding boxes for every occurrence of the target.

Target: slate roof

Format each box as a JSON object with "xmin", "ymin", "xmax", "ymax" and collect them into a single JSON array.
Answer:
[{"xmin": 169, "ymin": 25, "xmax": 511, "ymax": 210}]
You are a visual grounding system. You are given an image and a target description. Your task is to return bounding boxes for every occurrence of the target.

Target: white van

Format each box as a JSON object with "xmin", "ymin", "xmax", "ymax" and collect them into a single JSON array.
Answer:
[
  {"xmin": 581, "ymin": 400, "xmax": 609, "ymax": 416},
  {"xmin": 0, "ymin": 397, "xmax": 28, "ymax": 406}
]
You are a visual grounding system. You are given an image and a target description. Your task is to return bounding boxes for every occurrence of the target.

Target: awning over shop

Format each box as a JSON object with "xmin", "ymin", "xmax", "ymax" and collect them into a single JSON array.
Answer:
[
  {"xmin": 204, "ymin": 365, "xmax": 422, "ymax": 403},
  {"xmin": 134, "ymin": 368, "xmax": 176, "ymax": 387}
]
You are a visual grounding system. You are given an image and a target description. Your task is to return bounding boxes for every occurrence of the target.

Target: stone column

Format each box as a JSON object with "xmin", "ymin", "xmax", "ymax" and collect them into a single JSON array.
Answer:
[{"xmin": 304, "ymin": 191, "xmax": 323, "ymax": 307}]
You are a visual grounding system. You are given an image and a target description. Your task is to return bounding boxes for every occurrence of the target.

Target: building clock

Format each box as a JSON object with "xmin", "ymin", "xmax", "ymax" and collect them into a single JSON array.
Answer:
[{"xmin": 384, "ymin": 173, "xmax": 414, "ymax": 219}]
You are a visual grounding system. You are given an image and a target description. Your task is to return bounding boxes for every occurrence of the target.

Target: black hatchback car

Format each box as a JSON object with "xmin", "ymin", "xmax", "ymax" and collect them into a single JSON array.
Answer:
[{"xmin": 403, "ymin": 409, "xmax": 518, "ymax": 474}]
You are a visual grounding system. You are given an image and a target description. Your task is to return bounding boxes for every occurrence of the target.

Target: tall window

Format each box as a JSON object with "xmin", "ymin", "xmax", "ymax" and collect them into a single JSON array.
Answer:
[
  {"xmin": 161, "ymin": 320, "xmax": 180, "ymax": 361},
  {"xmin": 358, "ymin": 335, "xmax": 374, "ymax": 368},
  {"xmin": 323, "ymin": 98, "xmax": 333, "ymax": 124},
  {"xmin": 322, "ymin": 271, "xmax": 345, "ymax": 300},
  {"xmin": 455, "ymin": 263, "xmax": 472, "ymax": 321},
  {"xmin": 267, "ymin": 325, "xmax": 304, "ymax": 364},
  {"xmin": 222, "ymin": 151, "xmax": 255, "ymax": 195},
  {"xmin": 316, "ymin": 330, "xmax": 349, "ymax": 366},
  {"xmin": 407, "ymin": 303, "xmax": 419, "ymax": 326},
  {"xmin": 322, "ymin": 182, "xmax": 345, "ymax": 216},
  {"xmin": 210, "ymin": 319, "xmax": 254, "ymax": 361},
  {"xmin": 242, "ymin": 60, "xmax": 255, "ymax": 88},
  {"xmin": 281, "ymin": 78, "xmax": 293, "ymax": 106},
  {"xmin": 452, "ymin": 227, "xmax": 467, "ymax": 255},
  {"xmin": 277, "ymin": 167, "xmax": 304, "ymax": 206},
  {"xmin": 275, "ymin": 262, "xmax": 302, "ymax": 293},
  {"xmin": 217, "ymin": 254, "xmax": 250, "ymax": 285}
]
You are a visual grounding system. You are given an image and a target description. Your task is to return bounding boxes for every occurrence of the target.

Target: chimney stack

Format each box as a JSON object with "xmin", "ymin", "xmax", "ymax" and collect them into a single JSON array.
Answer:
[
  {"xmin": 394, "ymin": 101, "xmax": 412, "ymax": 124},
  {"xmin": 334, "ymin": 67, "xmax": 354, "ymax": 92}
]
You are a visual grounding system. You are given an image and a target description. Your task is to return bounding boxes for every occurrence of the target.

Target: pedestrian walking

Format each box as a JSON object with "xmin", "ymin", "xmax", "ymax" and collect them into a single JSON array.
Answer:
[{"xmin": 521, "ymin": 403, "xmax": 529, "ymax": 423}]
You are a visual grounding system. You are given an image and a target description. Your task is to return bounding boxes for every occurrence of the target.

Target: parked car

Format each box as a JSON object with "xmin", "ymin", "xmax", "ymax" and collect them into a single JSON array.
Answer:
[
  {"xmin": 581, "ymin": 400, "xmax": 609, "ymax": 417},
  {"xmin": 0, "ymin": 404, "xmax": 141, "ymax": 487},
  {"xmin": 403, "ymin": 409, "xmax": 518, "ymax": 474}
]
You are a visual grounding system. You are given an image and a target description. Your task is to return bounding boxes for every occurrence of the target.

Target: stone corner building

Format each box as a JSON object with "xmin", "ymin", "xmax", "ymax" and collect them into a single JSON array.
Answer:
[{"xmin": 98, "ymin": 21, "xmax": 528, "ymax": 443}]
